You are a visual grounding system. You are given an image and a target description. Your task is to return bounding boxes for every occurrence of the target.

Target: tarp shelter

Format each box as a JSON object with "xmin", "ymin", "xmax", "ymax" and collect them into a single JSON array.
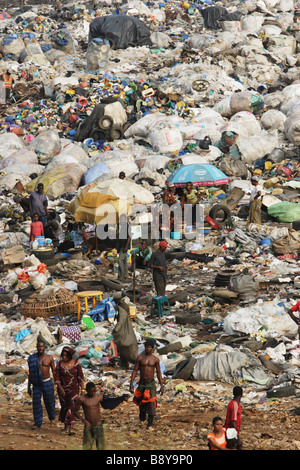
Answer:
[
  {"xmin": 88, "ymin": 15, "xmax": 151, "ymax": 49},
  {"xmin": 166, "ymin": 163, "xmax": 230, "ymax": 187}
]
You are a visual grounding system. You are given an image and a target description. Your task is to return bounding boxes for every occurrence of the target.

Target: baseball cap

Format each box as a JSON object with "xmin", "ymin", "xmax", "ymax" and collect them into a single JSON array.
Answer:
[{"xmin": 159, "ymin": 241, "xmax": 168, "ymax": 248}]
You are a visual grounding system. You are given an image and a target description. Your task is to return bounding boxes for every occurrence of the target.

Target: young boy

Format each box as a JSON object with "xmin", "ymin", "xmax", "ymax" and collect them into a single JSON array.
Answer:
[
  {"xmin": 74, "ymin": 382, "xmax": 129, "ymax": 450},
  {"xmin": 30, "ymin": 212, "xmax": 44, "ymax": 242},
  {"xmin": 224, "ymin": 385, "xmax": 243, "ymax": 450}
]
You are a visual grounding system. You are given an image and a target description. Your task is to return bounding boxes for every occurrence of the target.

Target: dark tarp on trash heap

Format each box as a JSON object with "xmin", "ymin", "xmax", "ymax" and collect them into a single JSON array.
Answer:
[
  {"xmin": 88, "ymin": 15, "xmax": 152, "ymax": 49},
  {"xmin": 200, "ymin": 6, "xmax": 243, "ymax": 30}
]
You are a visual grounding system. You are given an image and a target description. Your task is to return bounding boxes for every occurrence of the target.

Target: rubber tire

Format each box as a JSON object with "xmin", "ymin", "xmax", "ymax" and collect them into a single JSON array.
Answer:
[
  {"xmin": 292, "ymin": 219, "xmax": 300, "ymax": 231},
  {"xmin": 168, "ymin": 291, "xmax": 188, "ymax": 305},
  {"xmin": 109, "ymin": 125, "xmax": 124, "ymax": 141},
  {"xmin": 266, "ymin": 385, "xmax": 296, "ymax": 399},
  {"xmin": 122, "ymin": 122, "xmax": 131, "ymax": 133},
  {"xmin": 165, "ymin": 250, "xmax": 187, "ymax": 261},
  {"xmin": 175, "ymin": 313, "xmax": 202, "ymax": 325},
  {"xmin": 172, "ymin": 358, "xmax": 197, "ymax": 380},
  {"xmin": 101, "ymin": 276, "xmax": 125, "ymax": 291},
  {"xmin": 77, "ymin": 281, "xmax": 106, "ymax": 292},
  {"xmin": 209, "ymin": 204, "xmax": 231, "ymax": 223},
  {"xmin": 158, "ymin": 341, "xmax": 183, "ymax": 355},
  {"xmin": 91, "ymin": 128, "xmax": 107, "ymax": 141},
  {"xmin": 98, "ymin": 115, "xmax": 113, "ymax": 130}
]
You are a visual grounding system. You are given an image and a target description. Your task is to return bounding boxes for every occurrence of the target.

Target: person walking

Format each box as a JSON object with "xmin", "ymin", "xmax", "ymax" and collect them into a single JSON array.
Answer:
[
  {"xmin": 147, "ymin": 241, "xmax": 168, "ymax": 296},
  {"xmin": 248, "ymin": 176, "xmax": 263, "ymax": 225},
  {"xmin": 116, "ymin": 214, "xmax": 131, "ymax": 280},
  {"xmin": 224, "ymin": 385, "xmax": 243, "ymax": 450},
  {"xmin": 27, "ymin": 340, "xmax": 56, "ymax": 430},
  {"xmin": 54, "ymin": 346, "xmax": 85, "ymax": 435},
  {"xmin": 74, "ymin": 382, "xmax": 129, "ymax": 450},
  {"xmin": 130, "ymin": 338, "xmax": 164, "ymax": 429}
]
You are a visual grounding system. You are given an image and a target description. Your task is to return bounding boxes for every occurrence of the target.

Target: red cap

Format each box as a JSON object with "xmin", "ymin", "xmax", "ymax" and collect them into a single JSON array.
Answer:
[{"xmin": 159, "ymin": 241, "xmax": 168, "ymax": 248}]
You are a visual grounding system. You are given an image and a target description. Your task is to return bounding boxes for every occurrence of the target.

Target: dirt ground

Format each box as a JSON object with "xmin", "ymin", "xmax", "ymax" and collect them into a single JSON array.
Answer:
[{"xmin": 0, "ymin": 378, "xmax": 299, "ymax": 452}]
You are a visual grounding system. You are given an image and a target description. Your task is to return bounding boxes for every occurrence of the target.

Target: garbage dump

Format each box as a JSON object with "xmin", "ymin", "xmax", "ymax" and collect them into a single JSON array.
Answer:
[{"xmin": 0, "ymin": 0, "xmax": 300, "ymax": 451}]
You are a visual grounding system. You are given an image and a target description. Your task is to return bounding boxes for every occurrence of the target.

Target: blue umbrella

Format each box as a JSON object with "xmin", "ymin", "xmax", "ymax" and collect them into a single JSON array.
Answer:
[{"xmin": 166, "ymin": 163, "xmax": 230, "ymax": 188}]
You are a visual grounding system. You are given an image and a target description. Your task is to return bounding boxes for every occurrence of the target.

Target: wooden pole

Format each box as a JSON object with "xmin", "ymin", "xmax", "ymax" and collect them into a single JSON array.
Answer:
[{"xmin": 133, "ymin": 253, "xmax": 136, "ymax": 304}]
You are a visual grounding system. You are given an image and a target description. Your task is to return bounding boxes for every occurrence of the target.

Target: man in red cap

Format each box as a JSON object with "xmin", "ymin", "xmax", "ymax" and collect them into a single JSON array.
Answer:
[{"xmin": 147, "ymin": 241, "xmax": 168, "ymax": 296}]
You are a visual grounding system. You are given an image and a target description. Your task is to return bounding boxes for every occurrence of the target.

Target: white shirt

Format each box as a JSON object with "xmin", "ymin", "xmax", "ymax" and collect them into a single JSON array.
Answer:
[{"xmin": 250, "ymin": 184, "xmax": 263, "ymax": 202}]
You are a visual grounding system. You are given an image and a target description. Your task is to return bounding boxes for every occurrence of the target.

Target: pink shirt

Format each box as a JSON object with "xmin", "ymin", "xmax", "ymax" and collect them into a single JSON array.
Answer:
[{"xmin": 30, "ymin": 221, "xmax": 44, "ymax": 240}]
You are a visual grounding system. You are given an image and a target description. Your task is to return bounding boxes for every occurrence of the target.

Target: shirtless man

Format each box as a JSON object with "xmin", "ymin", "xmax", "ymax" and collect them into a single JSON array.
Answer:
[
  {"xmin": 130, "ymin": 338, "xmax": 164, "ymax": 429},
  {"xmin": 27, "ymin": 341, "xmax": 56, "ymax": 430},
  {"xmin": 74, "ymin": 382, "xmax": 129, "ymax": 450}
]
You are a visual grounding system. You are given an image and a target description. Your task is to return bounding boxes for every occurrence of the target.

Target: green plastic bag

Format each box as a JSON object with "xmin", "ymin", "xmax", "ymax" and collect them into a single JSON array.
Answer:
[
  {"xmin": 268, "ymin": 202, "xmax": 300, "ymax": 222},
  {"xmin": 82, "ymin": 316, "xmax": 95, "ymax": 330}
]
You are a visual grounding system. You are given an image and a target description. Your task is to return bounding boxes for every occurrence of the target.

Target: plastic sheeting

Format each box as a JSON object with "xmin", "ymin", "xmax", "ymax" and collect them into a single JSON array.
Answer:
[
  {"xmin": 192, "ymin": 345, "xmax": 272, "ymax": 386},
  {"xmin": 88, "ymin": 15, "xmax": 151, "ymax": 49}
]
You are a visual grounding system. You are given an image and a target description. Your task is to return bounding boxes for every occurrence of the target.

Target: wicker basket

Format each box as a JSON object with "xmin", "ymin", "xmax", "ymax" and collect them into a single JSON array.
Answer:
[{"xmin": 21, "ymin": 288, "xmax": 77, "ymax": 319}]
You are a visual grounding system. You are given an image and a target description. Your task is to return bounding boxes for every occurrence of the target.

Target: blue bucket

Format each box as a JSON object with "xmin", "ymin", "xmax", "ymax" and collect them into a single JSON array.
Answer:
[
  {"xmin": 171, "ymin": 232, "xmax": 181, "ymax": 240},
  {"xmin": 35, "ymin": 236, "xmax": 45, "ymax": 246}
]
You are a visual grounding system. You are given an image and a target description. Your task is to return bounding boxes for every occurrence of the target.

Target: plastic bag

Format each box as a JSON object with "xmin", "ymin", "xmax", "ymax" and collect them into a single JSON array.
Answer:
[
  {"xmin": 268, "ymin": 202, "xmax": 300, "ymax": 223},
  {"xmin": 86, "ymin": 38, "xmax": 110, "ymax": 73},
  {"xmin": 28, "ymin": 129, "xmax": 61, "ymax": 165}
]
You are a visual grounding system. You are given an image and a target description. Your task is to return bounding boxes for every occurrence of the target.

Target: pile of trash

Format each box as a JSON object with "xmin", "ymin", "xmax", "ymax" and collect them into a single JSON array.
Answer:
[{"xmin": 0, "ymin": 0, "xmax": 300, "ymax": 411}]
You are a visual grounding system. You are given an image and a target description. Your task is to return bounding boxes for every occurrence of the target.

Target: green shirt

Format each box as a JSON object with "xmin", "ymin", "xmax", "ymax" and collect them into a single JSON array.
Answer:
[{"xmin": 131, "ymin": 246, "xmax": 152, "ymax": 262}]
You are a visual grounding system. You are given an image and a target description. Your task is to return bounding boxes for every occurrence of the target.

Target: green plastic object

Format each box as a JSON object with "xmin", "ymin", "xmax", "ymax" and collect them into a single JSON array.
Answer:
[
  {"xmin": 82, "ymin": 316, "xmax": 95, "ymax": 330},
  {"xmin": 268, "ymin": 201, "xmax": 300, "ymax": 222}
]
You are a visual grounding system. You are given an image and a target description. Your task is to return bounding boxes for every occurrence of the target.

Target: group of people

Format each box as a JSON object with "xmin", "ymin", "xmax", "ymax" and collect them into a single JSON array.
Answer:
[
  {"xmin": 27, "ymin": 336, "xmax": 164, "ymax": 450},
  {"xmin": 207, "ymin": 386, "xmax": 243, "ymax": 450},
  {"xmin": 163, "ymin": 181, "xmax": 204, "ymax": 229},
  {"xmin": 27, "ymin": 340, "xmax": 130, "ymax": 449},
  {"xmin": 27, "ymin": 337, "xmax": 246, "ymax": 451}
]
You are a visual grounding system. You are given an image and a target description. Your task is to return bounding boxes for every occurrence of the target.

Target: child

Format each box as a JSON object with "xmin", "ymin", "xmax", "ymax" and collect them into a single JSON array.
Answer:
[
  {"xmin": 30, "ymin": 212, "xmax": 44, "ymax": 242},
  {"xmin": 224, "ymin": 385, "xmax": 243, "ymax": 450},
  {"xmin": 207, "ymin": 416, "xmax": 228, "ymax": 450}
]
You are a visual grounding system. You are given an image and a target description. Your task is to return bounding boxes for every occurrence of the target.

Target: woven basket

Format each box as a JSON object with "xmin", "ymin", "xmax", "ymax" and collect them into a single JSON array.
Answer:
[{"xmin": 21, "ymin": 288, "xmax": 77, "ymax": 319}]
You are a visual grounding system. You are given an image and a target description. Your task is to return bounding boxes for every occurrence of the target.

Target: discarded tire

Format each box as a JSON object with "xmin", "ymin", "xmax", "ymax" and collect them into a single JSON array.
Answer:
[
  {"xmin": 266, "ymin": 385, "xmax": 296, "ymax": 399},
  {"xmin": 292, "ymin": 219, "xmax": 300, "ymax": 231},
  {"xmin": 109, "ymin": 125, "xmax": 124, "ymax": 140},
  {"xmin": 98, "ymin": 114, "xmax": 113, "ymax": 130},
  {"xmin": 209, "ymin": 204, "xmax": 231, "ymax": 223},
  {"xmin": 168, "ymin": 291, "xmax": 188, "ymax": 305},
  {"xmin": 175, "ymin": 313, "xmax": 202, "ymax": 325},
  {"xmin": 77, "ymin": 280, "xmax": 106, "ymax": 292},
  {"xmin": 101, "ymin": 276, "xmax": 125, "ymax": 291},
  {"xmin": 172, "ymin": 358, "xmax": 197, "ymax": 380},
  {"xmin": 214, "ymin": 270, "xmax": 236, "ymax": 287},
  {"xmin": 91, "ymin": 128, "xmax": 107, "ymax": 141},
  {"xmin": 165, "ymin": 249, "xmax": 187, "ymax": 261},
  {"xmin": 158, "ymin": 341, "xmax": 183, "ymax": 355}
]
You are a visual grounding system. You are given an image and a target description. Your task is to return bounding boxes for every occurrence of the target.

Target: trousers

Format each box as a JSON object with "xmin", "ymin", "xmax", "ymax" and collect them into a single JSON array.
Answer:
[
  {"xmin": 83, "ymin": 422, "xmax": 105, "ymax": 450},
  {"xmin": 32, "ymin": 379, "xmax": 56, "ymax": 427}
]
